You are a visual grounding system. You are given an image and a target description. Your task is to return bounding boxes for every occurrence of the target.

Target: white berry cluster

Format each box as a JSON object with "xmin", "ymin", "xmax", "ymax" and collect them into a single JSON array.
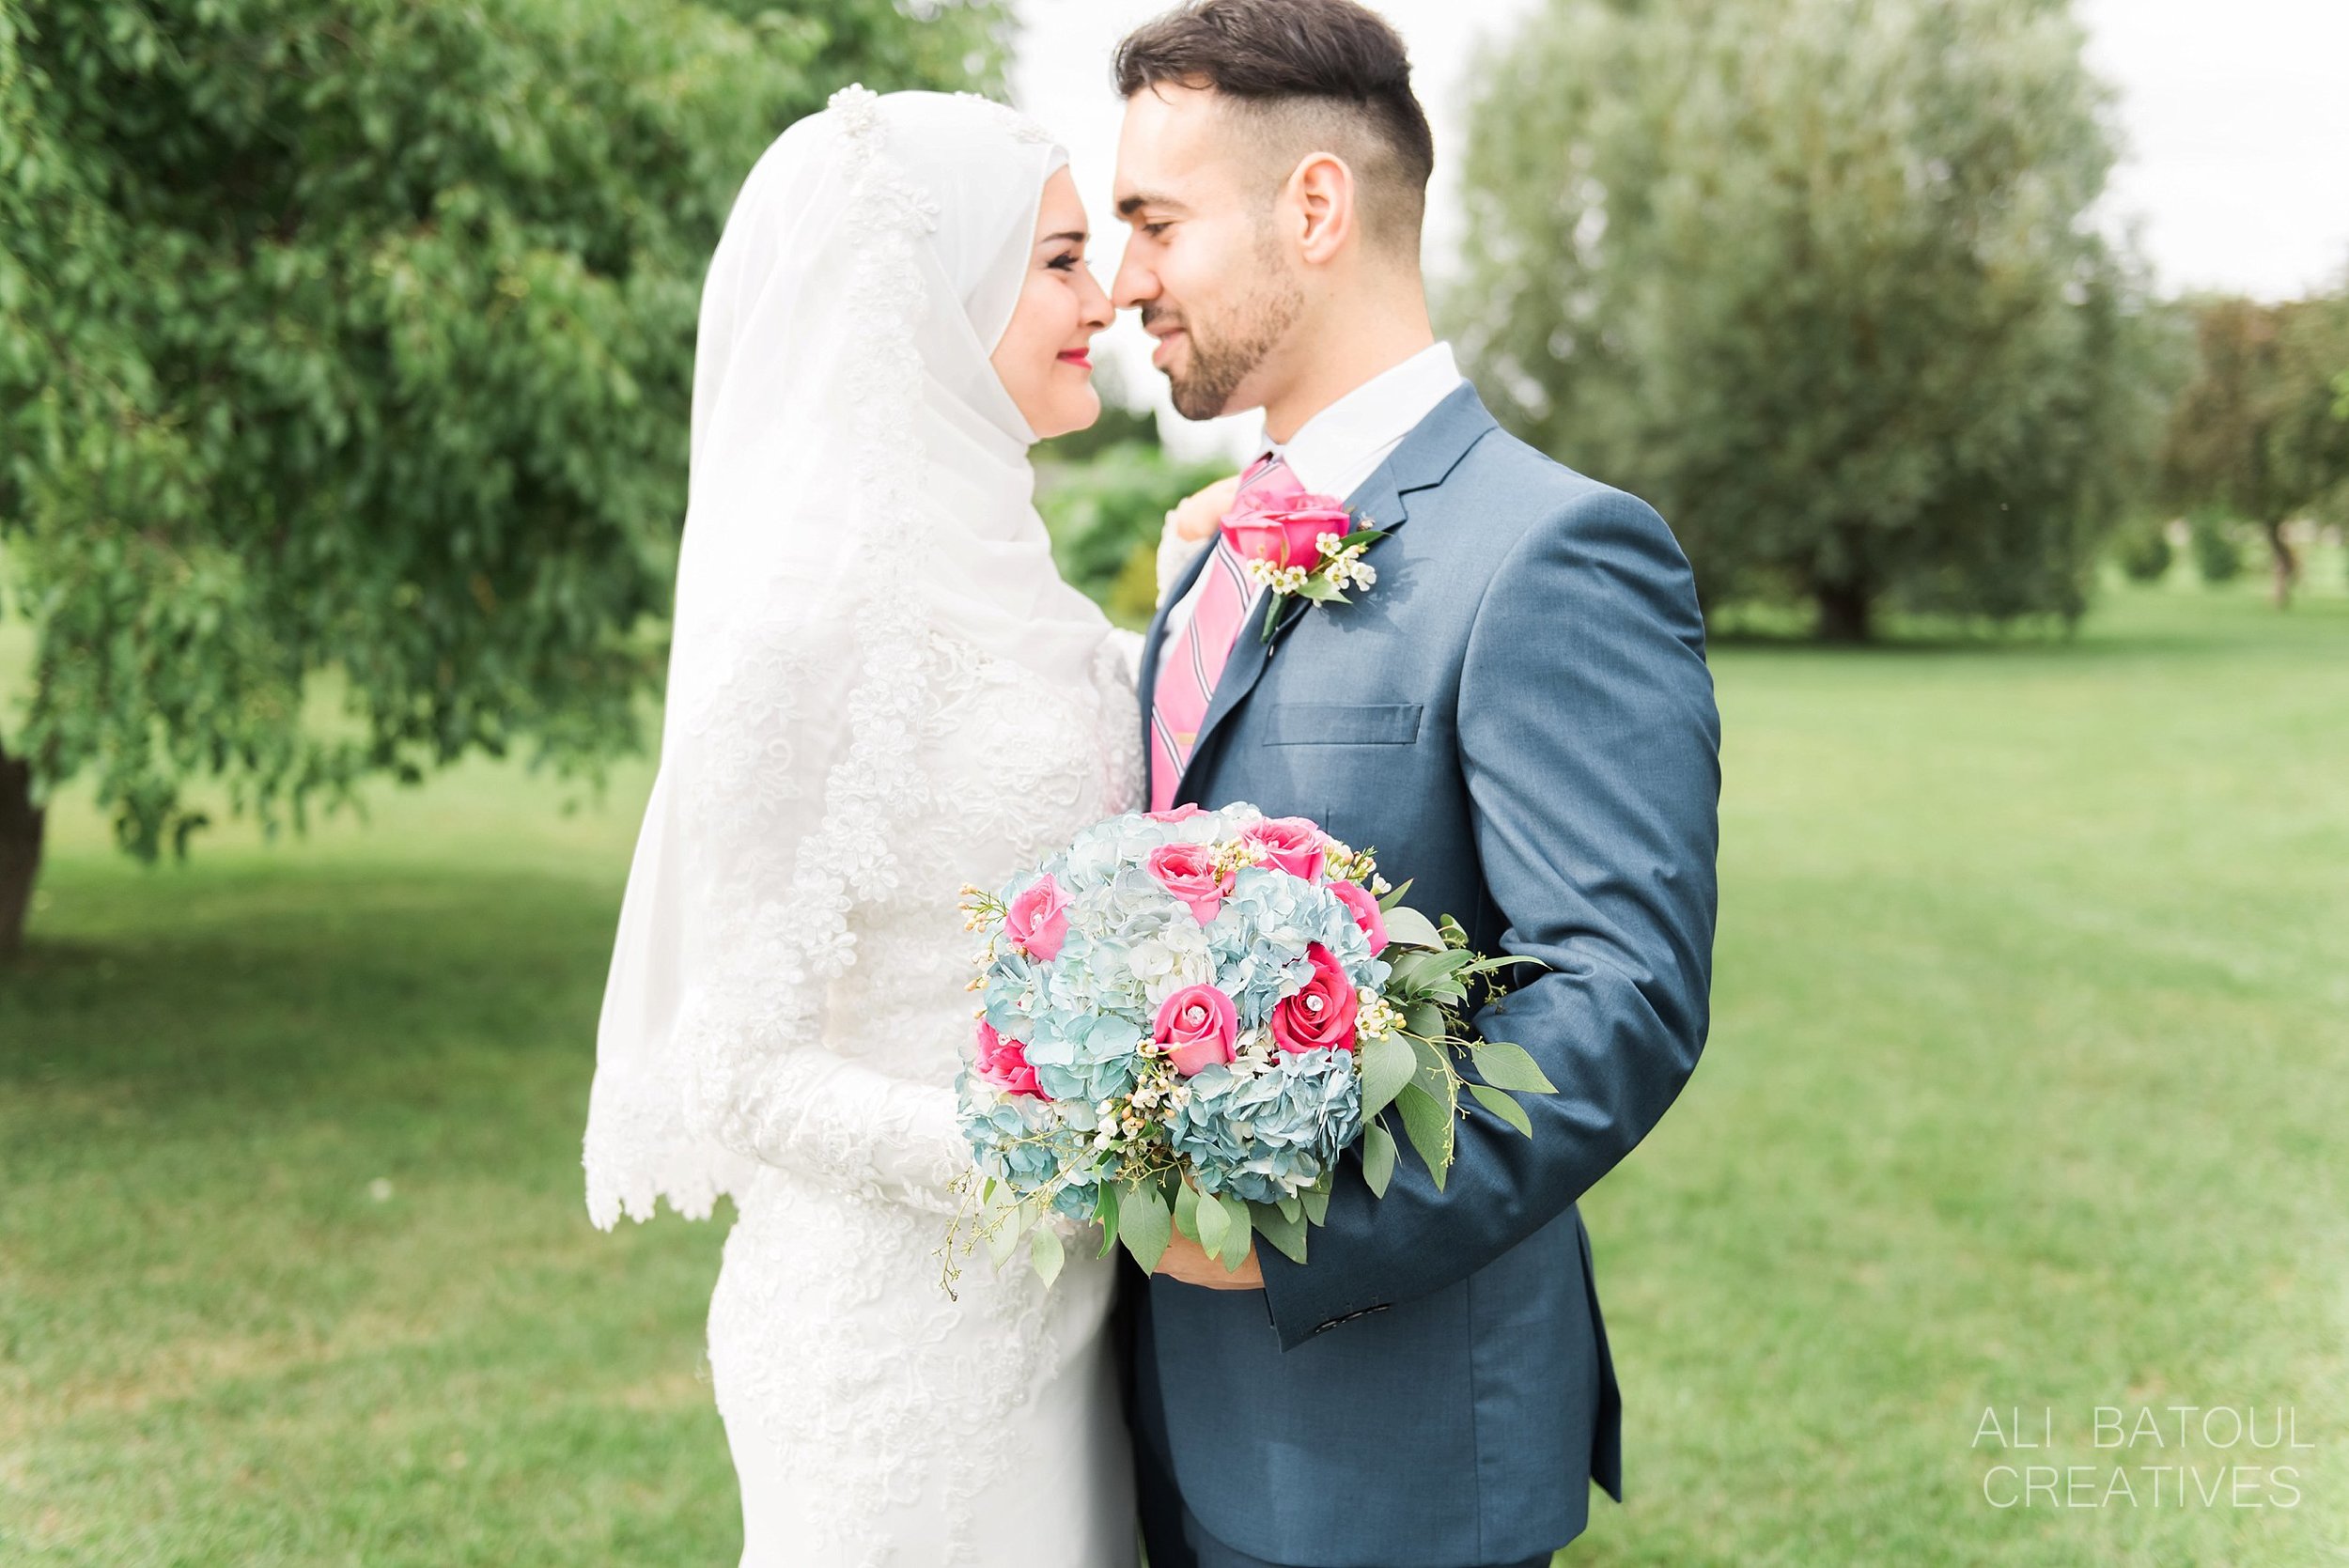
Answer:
[
  {"xmin": 1356, "ymin": 988, "xmax": 1405, "ymax": 1042},
  {"xmin": 1242, "ymin": 557, "xmax": 1315, "ymax": 595},
  {"xmin": 1315, "ymin": 532, "xmax": 1378, "ymax": 591}
]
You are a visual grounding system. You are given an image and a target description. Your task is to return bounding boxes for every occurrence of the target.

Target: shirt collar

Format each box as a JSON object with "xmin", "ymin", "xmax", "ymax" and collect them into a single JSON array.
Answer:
[{"xmin": 1258, "ymin": 340, "xmax": 1463, "ymax": 494}]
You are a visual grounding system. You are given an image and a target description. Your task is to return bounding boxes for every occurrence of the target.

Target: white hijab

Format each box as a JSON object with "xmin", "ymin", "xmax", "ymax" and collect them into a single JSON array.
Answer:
[{"xmin": 584, "ymin": 86, "xmax": 1112, "ymax": 1226}]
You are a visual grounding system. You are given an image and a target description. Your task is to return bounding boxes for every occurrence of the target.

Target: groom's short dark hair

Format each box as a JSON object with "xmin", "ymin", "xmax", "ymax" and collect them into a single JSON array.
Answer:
[{"xmin": 1113, "ymin": 0, "xmax": 1434, "ymax": 262}]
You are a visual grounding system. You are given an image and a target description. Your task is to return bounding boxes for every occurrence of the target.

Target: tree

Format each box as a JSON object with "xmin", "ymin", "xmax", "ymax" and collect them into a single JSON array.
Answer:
[
  {"xmin": 2158, "ymin": 290, "xmax": 2349, "ymax": 607},
  {"xmin": 1449, "ymin": 0, "xmax": 2159, "ymax": 642},
  {"xmin": 0, "ymin": 0, "xmax": 1011, "ymax": 953}
]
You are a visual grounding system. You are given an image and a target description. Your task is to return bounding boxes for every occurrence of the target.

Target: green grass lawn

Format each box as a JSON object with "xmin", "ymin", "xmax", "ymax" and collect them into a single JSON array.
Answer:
[{"xmin": 4, "ymin": 578, "xmax": 2345, "ymax": 1565}]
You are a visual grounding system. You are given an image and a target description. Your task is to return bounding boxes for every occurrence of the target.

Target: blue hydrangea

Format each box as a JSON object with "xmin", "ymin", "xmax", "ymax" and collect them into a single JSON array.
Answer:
[
  {"xmin": 1168, "ymin": 1048, "xmax": 1363, "ymax": 1203},
  {"xmin": 1017, "ymin": 1008, "xmax": 1144, "ymax": 1103},
  {"xmin": 958, "ymin": 1094, "xmax": 1073, "ymax": 1191}
]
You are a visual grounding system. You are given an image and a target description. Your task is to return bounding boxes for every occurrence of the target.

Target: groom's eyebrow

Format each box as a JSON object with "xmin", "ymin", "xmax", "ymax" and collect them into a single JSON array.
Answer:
[{"xmin": 1116, "ymin": 192, "xmax": 1189, "ymax": 220}]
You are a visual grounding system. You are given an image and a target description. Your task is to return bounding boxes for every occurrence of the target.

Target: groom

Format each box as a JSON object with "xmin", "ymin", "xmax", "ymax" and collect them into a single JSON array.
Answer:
[{"xmin": 1110, "ymin": 3, "xmax": 1721, "ymax": 1564}]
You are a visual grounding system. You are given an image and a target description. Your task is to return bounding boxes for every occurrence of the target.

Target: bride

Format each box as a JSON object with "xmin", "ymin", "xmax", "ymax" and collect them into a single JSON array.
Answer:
[{"xmin": 583, "ymin": 86, "xmax": 1180, "ymax": 1565}]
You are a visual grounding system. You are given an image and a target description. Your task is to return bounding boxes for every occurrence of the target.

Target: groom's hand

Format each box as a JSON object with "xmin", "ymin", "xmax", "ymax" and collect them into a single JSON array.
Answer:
[{"xmin": 1152, "ymin": 1230, "xmax": 1262, "ymax": 1289}]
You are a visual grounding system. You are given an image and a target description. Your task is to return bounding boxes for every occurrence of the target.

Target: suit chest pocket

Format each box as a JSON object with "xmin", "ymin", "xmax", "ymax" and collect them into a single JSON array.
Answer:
[{"xmin": 1261, "ymin": 702, "xmax": 1423, "ymax": 746}]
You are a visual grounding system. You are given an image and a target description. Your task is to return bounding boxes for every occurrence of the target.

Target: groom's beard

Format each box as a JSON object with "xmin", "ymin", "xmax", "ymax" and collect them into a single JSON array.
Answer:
[{"xmin": 1159, "ymin": 266, "xmax": 1303, "ymax": 423}]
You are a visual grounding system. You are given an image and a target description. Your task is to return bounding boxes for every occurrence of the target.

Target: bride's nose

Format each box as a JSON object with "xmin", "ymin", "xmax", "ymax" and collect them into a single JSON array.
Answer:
[{"xmin": 1076, "ymin": 264, "xmax": 1113, "ymax": 333}]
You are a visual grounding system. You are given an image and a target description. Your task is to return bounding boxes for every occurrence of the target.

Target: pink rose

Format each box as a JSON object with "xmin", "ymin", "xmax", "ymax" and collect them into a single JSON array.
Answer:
[
  {"xmin": 1153, "ymin": 984, "xmax": 1238, "ymax": 1077},
  {"xmin": 1146, "ymin": 842, "xmax": 1231, "ymax": 924},
  {"xmin": 1003, "ymin": 874, "xmax": 1070, "ymax": 961},
  {"xmin": 1220, "ymin": 490, "xmax": 1354, "ymax": 570},
  {"xmin": 1269, "ymin": 942, "xmax": 1359, "ymax": 1055},
  {"xmin": 1329, "ymin": 879, "xmax": 1389, "ymax": 955},
  {"xmin": 1147, "ymin": 802, "xmax": 1205, "ymax": 823},
  {"xmin": 1242, "ymin": 816, "xmax": 1329, "ymax": 884},
  {"xmin": 973, "ymin": 1018, "xmax": 1043, "ymax": 1097}
]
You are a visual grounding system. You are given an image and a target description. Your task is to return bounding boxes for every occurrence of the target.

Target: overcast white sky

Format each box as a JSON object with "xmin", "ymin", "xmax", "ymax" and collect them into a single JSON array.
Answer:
[{"xmin": 1010, "ymin": 0, "xmax": 2349, "ymax": 456}]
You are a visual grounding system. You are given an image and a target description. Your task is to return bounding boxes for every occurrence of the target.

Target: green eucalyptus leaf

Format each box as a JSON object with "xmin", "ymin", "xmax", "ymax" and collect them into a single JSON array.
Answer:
[
  {"xmin": 1029, "ymin": 1225, "xmax": 1066, "ymax": 1288},
  {"xmin": 1394, "ymin": 1083, "xmax": 1455, "ymax": 1188},
  {"xmin": 1420, "ymin": 948, "xmax": 1477, "ymax": 978},
  {"xmin": 1359, "ymin": 1030, "xmax": 1417, "ymax": 1120},
  {"xmin": 1093, "ymin": 1184, "xmax": 1122, "ymax": 1260},
  {"xmin": 1408, "ymin": 1034, "xmax": 1455, "ymax": 1102},
  {"xmin": 1215, "ymin": 1192, "xmax": 1254, "ymax": 1266},
  {"xmin": 1467, "ymin": 1080, "xmax": 1534, "ymax": 1137},
  {"xmin": 1193, "ymin": 1183, "xmax": 1230, "ymax": 1255},
  {"xmin": 1300, "ymin": 1181, "xmax": 1330, "ymax": 1226},
  {"xmin": 1381, "ymin": 905, "xmax": 1445, "ymax": 952},
  {"xmin": 986, "ymin": 1208, "xmax": 1025, "ymax": 1268},
  {"xmin": 1472, "ymin": 1039, "xmax": 1559, "ymax": 1094},
  {"xmin": 1117, "ymin": 1180, "xmax": 1174, "ymax": 1274},
  {"xmin": 1361, "ymin": 1118, "xmax": 1398, "ymax": 1198},
  {"xmin": 1382, "ymin": 950, "xmax": 1436, "ymax": 992},
  {"xmin": 1248, "ymin": 1199, "xmax": 1310, "ymax": 1265}
]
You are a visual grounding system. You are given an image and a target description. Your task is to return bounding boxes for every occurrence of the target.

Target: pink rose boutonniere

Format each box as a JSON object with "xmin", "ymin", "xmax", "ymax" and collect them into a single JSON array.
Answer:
[{"xmin": 1218, "ymin": 489, "xmax": 1387, "ymax": 644}]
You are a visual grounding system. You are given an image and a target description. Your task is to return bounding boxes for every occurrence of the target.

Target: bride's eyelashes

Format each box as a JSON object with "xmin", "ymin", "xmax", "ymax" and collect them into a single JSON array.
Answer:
[{"xmin": 1049, "ymin": 251, "xmax": 1083, "ymax": 272}]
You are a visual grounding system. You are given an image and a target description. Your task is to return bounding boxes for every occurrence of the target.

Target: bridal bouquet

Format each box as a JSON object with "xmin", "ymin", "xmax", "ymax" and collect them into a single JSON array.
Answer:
[{"xmin": 943, "ymin": 802, "xmax": 1554, "ymax": 1291}]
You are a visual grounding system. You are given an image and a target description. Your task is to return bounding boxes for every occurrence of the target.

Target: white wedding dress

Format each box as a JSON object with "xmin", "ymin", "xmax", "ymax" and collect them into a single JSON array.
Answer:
[
  {"xmin": 703, "ymin": 624, "xmax": 1142, "ymax": 1565},
  {"xmin": 583, "ymin": 88, "xmax": 1143, "ymax": 1566}
]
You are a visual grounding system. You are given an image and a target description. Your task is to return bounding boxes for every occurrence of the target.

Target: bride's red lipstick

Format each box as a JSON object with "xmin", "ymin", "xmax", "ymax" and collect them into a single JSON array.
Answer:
[{"xmin": 1057, "ymin": 349, "xmax": 1092, "ymax": 368}]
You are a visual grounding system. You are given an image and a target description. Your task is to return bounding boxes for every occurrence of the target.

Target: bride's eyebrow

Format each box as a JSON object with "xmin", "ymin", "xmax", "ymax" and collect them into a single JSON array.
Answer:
[{"xmin": 1038, "ymin": 229, "xmax": 1087, "ymax": 246}]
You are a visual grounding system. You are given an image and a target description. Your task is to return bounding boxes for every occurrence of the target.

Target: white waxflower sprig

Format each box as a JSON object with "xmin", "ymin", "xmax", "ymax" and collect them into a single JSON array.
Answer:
[{"xmin": 1238, "ymin": 526, "xmax": 1387, "ymax": 641}]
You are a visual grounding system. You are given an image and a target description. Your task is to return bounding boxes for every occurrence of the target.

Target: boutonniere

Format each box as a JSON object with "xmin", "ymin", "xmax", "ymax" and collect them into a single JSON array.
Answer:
[{"xmin": 1220, "ymin": 491, "xmax": 1389, "ymax": 644}]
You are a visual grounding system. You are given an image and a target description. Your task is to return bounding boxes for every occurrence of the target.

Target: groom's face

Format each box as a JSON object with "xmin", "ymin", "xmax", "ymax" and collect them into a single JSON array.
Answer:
[{"xmin": 1111, "ymin": 84, "xmax": 1303, "ymax": 422}]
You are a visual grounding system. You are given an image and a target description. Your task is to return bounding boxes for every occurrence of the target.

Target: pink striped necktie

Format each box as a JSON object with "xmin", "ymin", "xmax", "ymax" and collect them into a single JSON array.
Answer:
[{"xmin": 1148, "ymin": 451, "xmax": 1305, "ymax": 813}]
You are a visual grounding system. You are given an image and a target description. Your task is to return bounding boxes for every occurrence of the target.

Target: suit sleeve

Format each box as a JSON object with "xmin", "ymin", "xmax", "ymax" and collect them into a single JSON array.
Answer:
[{"xmin": 1255, "ymin": 486, "xmax": 1722, "ymax": 1348}]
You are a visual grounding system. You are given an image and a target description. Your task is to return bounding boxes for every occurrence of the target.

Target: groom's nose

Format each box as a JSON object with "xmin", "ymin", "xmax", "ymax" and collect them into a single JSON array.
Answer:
[{"xmin": 1109, "ymin": 246, "xmax": 1156, "ymax": 314}]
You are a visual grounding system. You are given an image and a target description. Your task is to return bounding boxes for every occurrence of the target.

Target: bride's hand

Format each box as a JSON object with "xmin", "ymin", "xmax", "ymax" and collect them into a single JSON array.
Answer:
[{"xmin": 1165, "ymin": 474, "xmax": 1242, "ymax": 543}]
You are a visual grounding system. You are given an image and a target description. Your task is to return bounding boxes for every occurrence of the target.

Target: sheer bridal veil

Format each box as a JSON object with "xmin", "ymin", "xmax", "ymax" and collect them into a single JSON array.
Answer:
[{"xmin": 584, "ymin": 87, "xmax": 1114, "ymax": 1226}]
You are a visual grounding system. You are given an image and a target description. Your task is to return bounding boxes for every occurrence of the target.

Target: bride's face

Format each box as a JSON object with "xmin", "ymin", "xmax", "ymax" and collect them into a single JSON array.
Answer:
[{"xmin": 990, "ymin": 167, "xmax": 1114, "ymax": 441}]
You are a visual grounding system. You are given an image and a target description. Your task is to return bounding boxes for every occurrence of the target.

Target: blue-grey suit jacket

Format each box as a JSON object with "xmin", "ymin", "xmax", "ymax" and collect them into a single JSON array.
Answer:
[{"xmin": 1128, "ymin": 381, "xmax": 1721, "ymax": 1566}]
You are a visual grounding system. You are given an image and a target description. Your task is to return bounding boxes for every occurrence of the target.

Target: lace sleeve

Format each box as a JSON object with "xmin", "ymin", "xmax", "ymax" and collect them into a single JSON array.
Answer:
[
  {"xmin": 687, "ymin": 1037, "xmax": 966, "ymax": 1215},
  {"xmin": 1104, "ymin": 627, "xmax": 1144, "ymax": 685},
  {"xmin": 667, "ymin": 596, "xmax": 971, "ymax": 1215}
]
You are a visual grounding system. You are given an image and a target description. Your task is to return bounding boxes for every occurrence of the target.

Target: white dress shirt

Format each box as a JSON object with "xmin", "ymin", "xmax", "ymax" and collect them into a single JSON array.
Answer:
[{"xmin": 1157, "ymin": 339, "xmax": 1465, "ymax": 649}]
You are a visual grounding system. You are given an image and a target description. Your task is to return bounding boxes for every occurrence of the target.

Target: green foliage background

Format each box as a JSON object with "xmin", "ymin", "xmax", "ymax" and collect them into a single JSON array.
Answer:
[
  {"xmin": 0, "ymin": 0, "xmax": 1011, "ymax": 860},
  {"xmin": 2157, "ymin": 291, "xmax": 2349, "ymax": 603},
  {"xmin": 1450, "ymin": 0, "xmax": 2166, "ymax": 640}
]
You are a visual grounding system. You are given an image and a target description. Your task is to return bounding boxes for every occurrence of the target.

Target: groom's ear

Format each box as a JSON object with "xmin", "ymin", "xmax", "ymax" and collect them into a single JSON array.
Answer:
[{"xmin": 1285, "ymin": 151, "xmax": 1359, "ymax": 268}]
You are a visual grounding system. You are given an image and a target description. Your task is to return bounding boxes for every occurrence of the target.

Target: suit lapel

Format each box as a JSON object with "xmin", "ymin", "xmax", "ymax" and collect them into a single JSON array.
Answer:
[{"xmin": 1173, "ymin": 380, "xmax": 1500, "ymax": 803}]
